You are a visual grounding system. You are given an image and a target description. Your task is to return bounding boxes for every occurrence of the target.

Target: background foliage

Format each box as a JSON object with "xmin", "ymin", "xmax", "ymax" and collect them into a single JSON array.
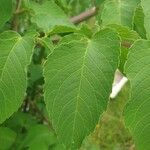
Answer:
[{"xmin": 0, "ymin": 0, "xmax": 149, "ymax": 150}]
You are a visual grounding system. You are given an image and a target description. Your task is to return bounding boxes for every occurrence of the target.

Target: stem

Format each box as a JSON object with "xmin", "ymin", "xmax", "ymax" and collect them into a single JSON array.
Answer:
[
  {"xmin": 16, "ymin": 0, "xmax": 22, "ymax": 13},
  {"xmin": 70, "ymin": 7, "xmax": 98, "ymax": 24},
  {"xmin": 12, "ymin": 0, "xmax": 22, "ymax": 31}
]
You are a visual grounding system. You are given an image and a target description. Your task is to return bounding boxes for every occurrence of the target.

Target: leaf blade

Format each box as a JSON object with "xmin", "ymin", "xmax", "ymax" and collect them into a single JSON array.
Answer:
[
  {"xmin": 141, "ymin": 0, "xmax": 150, "ymax": 39},
  {"xmin": 0, "ymin": 0, "xmax": 12, "ymax": 28},
  {"xmin": 0, "ymin": 127, "xmax": 17, "ymax": 149},
  {"xmin": 0, "ymin": 31, "xmax": 34, "ymax": 124},
  {"xmin": 29, "ymin": 1, "xmax": 76, "ymax": 33},
  {"xmin": 124, "ymin": 39, "xmax": 150, "ymax": 150},
  {"xmin": 101, "ymin": 0, "xmax": 140, "ymax": 28},
  {"xmin": 44, "ymin": 29, "xmax": 120, "ymax": 149}
]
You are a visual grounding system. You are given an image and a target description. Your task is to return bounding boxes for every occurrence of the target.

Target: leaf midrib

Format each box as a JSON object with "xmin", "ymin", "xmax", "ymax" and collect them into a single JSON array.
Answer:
[{"xmin": 71, "ymin": 40, "xmax": 90, "ymax": 143}]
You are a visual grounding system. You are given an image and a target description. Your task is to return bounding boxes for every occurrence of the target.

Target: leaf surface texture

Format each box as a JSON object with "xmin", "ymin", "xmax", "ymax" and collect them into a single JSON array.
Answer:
[
  {"xmin": 44, "ymin": 29, "xmax": 120, "ymax": 149},
  {"xmin": 0, "ymin": 31, "xmax": 34, "ymax": 123},
  {"xmin": 124, "ymin": 39, "xmax": 150, "ymax": 150}
]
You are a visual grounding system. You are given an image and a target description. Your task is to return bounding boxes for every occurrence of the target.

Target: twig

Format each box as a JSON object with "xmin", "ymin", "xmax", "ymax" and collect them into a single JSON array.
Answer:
[
  {"xmin": 50, "ymin": 7, "xmax": 98, "ymax": 43},
  {"xmin": 16, "ymin": 0, "xmax": 22, "ymax": 13},
  {"xmin": 12, "ymin": 0, "xmax": 22, "ymax": 31},
  {"xmin": 70, "ymin": 7, "xmax": 98, "ymax": 24}
]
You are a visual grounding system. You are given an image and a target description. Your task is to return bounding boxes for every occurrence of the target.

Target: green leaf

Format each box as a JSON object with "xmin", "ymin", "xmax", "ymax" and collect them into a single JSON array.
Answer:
[
  {"xmin": 0, "ymin": 127, "xmax": 17, "ymax": 150},
  {"xmin": 107, "ymin": 24, "xmax": 140, "ymax": 43},
  {"xmin": 77, "ymin": 24, "xmax": 93, "ymax": 38},
  {"xmin": 134, "ymin": 5, "xmax": 146, "ymax": 39},
  {"xmin": 141, "ymin": 0, "xmax": 150, "ymax": 39},
  {"xmin": 59, "ymin": 33, "xmax": 86, "ymax": 44},
  {"xmin": 19, "ymin": 125, "xmax": 57, "ymax": 150},
  {"xmin": 101, "ymin": 0, "xmax": 140, "ymax": 28},
  {"xmin": 124, "ymin": 39, "xmax": 150, "ymax": 150},
  {"xmin": 40, "ymin": 37, "xmax": 54, "ymax": 53},
  {"xmin": 44, "ymin": 28, "xmax": 120, "ymax": 149},
  {"xmin": 95, "ymin": 0, "xmax": 106, "ymax": 6},
  {"xmin": 119, "ymin": 47, "xmax": 128, "ymax": 73},
  {"xmin": 28, "ymin": 63, "xmax": 43, "ymax": 87},
  {"xmin": 66, "ymin": 0, "xmax": 92, "ymax": 16},
  {"xmin": 0, "ymin": 31, "xmax": 34, "ymax": 124},
  {"xmin": 4, "ymin": 112, "xmax": 37, "ymax": 133},
  {"xmin": 29, "ymin": 1, "xmax": 76, "ymax": 33},
  {"xmin": 0, "ymin": 0, "xmax": 12, "ymax": 28},
  {"xmin": 106, "ymin": 24, "xmax": 140, "ymax": 73}
]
